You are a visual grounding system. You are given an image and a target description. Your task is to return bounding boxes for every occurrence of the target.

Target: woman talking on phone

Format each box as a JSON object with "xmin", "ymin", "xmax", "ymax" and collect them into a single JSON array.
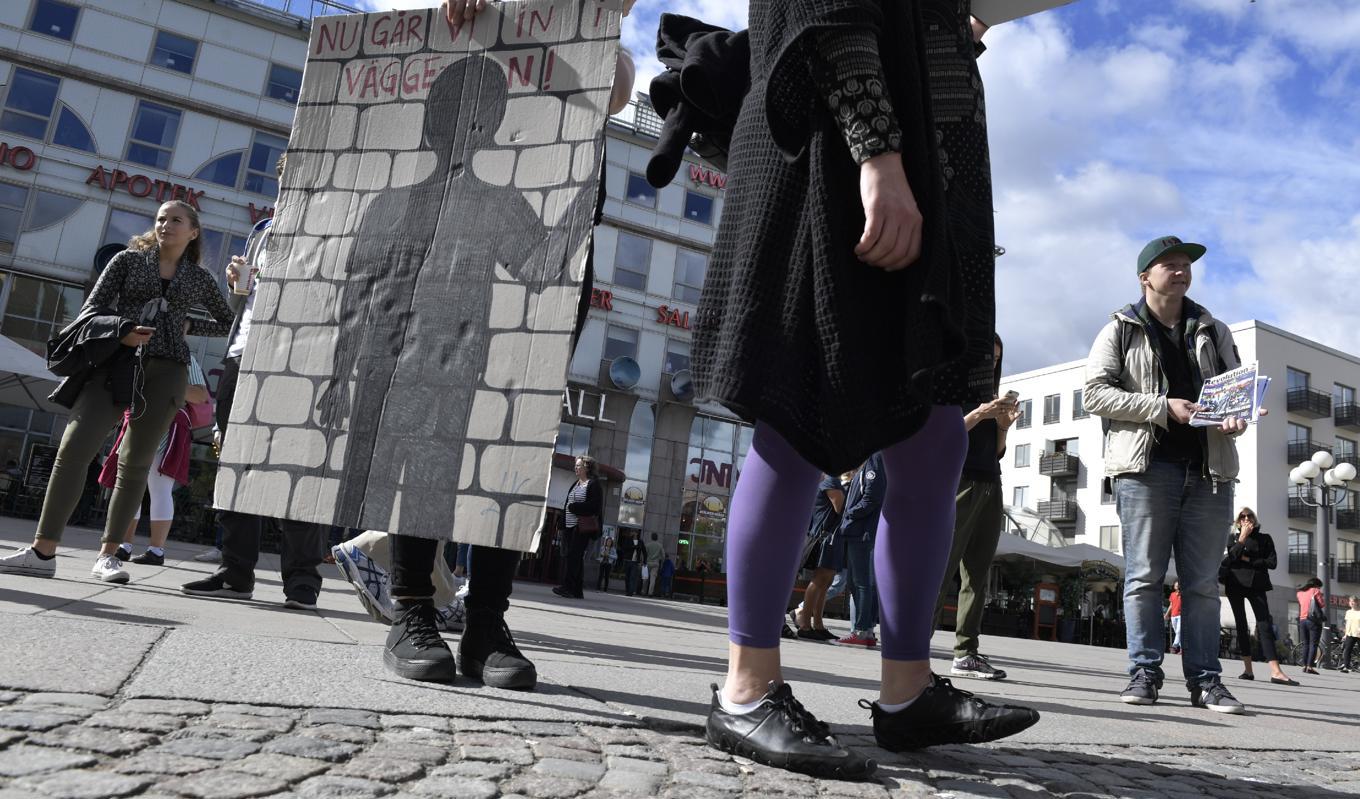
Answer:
[{"xmin": 0, "ymin": 200, "xmax": 234, "ymax": 584}]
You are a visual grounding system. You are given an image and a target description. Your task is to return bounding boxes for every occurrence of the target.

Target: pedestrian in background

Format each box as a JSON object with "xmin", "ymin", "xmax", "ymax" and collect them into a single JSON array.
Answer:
[
  {"xmin": 835, "ymin": 455, "xmax": 885, "ymax": 648},
  {"xmin": 935, "ymin": 334, "xmax": 1017, "ymax": 680},
  {"xmin": 791, "ymin": 472, "xmax": 851, "ymax": 641},
  {"xmin": 644, "ymin": 532, "xmax": 663, "ymax": 596},
  {"xmin": 595, "ymin": 531, "xmax": 616, "ymax": 593},
  {"xmin": 1085, "ymin": 234, "xmax": 1253, "ymax": 714},
  {"xmin": 1164, "ymin": 582, "xmax": 1183, "ymax": 655},
  {"xmin": 1222, "ymin": 507, "xmax": 1296, "ymax": 685},
  {"xmin": 554, "ymin": 456, "xmax": 602, "ymax": 600},
  {"xmin": 1341, "ymin": 595, "xmax": 1359, "ymax": 673},
  {"xmin": 1296, "ymin": 577, "xmax": 1326, "ymax": 675}
]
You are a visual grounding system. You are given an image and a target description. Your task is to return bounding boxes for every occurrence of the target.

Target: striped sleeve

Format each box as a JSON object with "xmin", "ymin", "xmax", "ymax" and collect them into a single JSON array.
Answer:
[{"xmin": 187, "ymin": 355, "xmax": 207, "ymax": 387}]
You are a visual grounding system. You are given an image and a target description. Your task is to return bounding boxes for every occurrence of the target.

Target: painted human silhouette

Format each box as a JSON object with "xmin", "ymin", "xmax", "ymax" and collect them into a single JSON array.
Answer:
[{"xmin": 316, "ymin": 53, "xmax": 595, "ymax": 537}]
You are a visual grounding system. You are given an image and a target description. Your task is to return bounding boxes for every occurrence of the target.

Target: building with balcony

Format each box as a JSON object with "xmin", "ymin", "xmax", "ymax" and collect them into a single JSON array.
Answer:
[{"xmin": 999, "ymin": 320, "xmax": 1360, "ymax": 625}]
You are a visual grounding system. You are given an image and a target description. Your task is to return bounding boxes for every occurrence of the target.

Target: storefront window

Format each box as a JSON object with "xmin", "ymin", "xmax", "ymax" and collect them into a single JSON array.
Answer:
[
  {"xmin": 1, "ymin": 273, "xmax": 83, "ymax": 355},
  {"xmin": 618, "ymin": 403, "xmax": 654, "ymax": 528},
  {"xmin": 677, "ymin": 415, "xmax": 750, "ymax": 569},
  {"xmin": 555, "ymin": 421, "xmax": 591, "ymax": 457}
]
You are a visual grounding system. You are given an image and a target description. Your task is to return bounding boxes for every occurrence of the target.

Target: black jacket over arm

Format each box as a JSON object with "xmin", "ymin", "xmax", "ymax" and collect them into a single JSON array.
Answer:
[
  {"xmin": 46, "ymin": 307, "xmax": 136, "ymax": 409},
  {"xmin": 565, "ymin": 479, "xmax": 604, "ymax": 518},
  {"xmin": 1224, "ymin": 531, "xmax": 1276, "ymax": 593}
]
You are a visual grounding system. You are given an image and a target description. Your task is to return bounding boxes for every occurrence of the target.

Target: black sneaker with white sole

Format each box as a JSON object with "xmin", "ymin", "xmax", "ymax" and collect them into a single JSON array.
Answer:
[
  {"xmin": 1189, "ymin": 679, "xmax": 1245, "ymax": 714},
  {"xmin": 951, "ymin": 653, "xmax": 1007, "ymax": 680},
  {"xmin": 384, "ymin": 601, "xmax": 457, "ymax": 683},
  {"xmin": 181, "ymin": 570, "xmax": 254, "ymax": 599},
  {"xmin": 863, "ymin": 674, "xmax": 1039, "ymax": 750},
  {"xmin": 705, "ymin": 682, "xmax": 875, "ymax": 781},
  {"xmin": 130, "ymin": 550, "xmax": 164, "ymax": 566},
  {"xmin": 1120, "ymin": 668, "xmax": 1161, "ymax": 705}
]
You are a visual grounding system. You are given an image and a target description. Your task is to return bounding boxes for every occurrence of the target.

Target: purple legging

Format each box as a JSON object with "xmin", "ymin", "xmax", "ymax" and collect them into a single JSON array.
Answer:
[{"xmin": 726, "ymin": 406, "xmax": 966, "ymax": 661}]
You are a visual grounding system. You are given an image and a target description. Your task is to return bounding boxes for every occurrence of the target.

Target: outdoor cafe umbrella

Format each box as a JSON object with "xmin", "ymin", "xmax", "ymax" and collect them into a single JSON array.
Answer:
[{"xmin": 0, "ymin": 334, "xmax": 62, "ymax": 415}]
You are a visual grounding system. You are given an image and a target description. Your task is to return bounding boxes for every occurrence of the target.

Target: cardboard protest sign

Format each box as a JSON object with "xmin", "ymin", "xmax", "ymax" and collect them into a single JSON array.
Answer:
[{"xmin": 214, "ymin": 0, "xmax": 622, "ymax": 551}]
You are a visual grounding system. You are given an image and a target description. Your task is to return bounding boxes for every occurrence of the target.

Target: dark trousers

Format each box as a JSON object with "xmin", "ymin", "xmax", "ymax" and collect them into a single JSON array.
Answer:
[
  {"xmin": 390, "ymin": 533, "xmax": 519, "ymax": 613},
  {"xmin": 559, "ymin": 528, "xmax": 589, "ymax": 595},
  {"xmin": 596, "ymin": 561, "xmax": 612, "ymax": 592},
  {"xmin": 624, "ymin": 560, "xmax": 640, "ymax": 596},
  {"xmin": 1342, "ymin": 636, "xmax": 1358, "ymax": 669},
  {"xmin": 1300, "ymin": 618, "xmax": 1323, "ymax": 667},
  {"xmin": 220, "ymin": 512, "xmax": 326, "ymax": 594},
  {"xmin": 1225, "ymin": 588, "xmax": 1278, "ymax": 663}
]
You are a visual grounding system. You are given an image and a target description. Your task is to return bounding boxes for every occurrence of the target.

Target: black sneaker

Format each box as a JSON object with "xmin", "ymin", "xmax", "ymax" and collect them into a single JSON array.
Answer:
[
  {"xmin": 705, "ymin": 682, "xmax": 875, "ymax": 781},
  {"xmin": 384, "ymin": 601, "xmax": 456, "ymax": 682},
  {"xmin": 862, "ymin": 674, "xmax": 1039, "ymax": 751},
  {"xmin": 283, "ymin": 587, "xmax": 319, "ymax": 611},
  {"xmin": 130, "ymin": 550, "xmax": 164, "ymax": 566},
  {"xmin": 181, "ymin": 570, "xmax": 254, "ymax": 599},
  {"xmin": 458, "ymin": 608, "xmax": 537, "ymax": 690},
  {"xmin": 781, "ymin": 623, "xmax": 797, "ymax": 639},
  {"xmin": 114, "ymin": 546, "xmax": 132, "ymax": 563},
  {"xmin": 796, "ymin": 628, "xmax": 836, "ymax": 642},
  {"xmin": 1189, "ymin": 679, "xmax": 1245, "ymax": 714},
  {"xmin": 1119, "ymin": 669, "xmax": 1160, "ymax": 705}
]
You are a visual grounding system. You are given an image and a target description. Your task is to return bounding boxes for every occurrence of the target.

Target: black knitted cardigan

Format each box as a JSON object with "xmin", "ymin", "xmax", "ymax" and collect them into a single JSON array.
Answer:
[{"xmin": 693, "ymin": 0, "xmax": 968, "ymax": 474}]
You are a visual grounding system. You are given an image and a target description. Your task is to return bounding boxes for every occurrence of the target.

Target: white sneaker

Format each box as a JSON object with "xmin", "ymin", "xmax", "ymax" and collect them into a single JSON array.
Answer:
[
  {"xmin": 331, "ymin": 542, "xmax": 393, "ymax": 623},
  {"xmin": 0, "ymin": 547, "xmax": 57, "ymax": 578},
  {"xmin": 435, "ymin": 596, "xmax": 466, "ymax": 632},
  {"xmin": 91, "ymin": 555, "xmax": 130, "ymax": 584},
  {"xmin": 192, "ymin": 547, "xmax": 223, "ymax": 563}
]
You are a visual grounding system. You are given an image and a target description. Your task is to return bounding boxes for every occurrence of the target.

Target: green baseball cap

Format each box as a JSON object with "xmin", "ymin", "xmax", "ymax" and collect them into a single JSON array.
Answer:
[{"xmin": 1137, "ymin": 235, "xmax": 1206, "ymax": 274}]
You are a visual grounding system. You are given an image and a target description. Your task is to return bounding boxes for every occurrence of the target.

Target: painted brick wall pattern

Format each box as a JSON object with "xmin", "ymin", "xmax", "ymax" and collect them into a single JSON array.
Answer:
[{"xmin": 215, "ymin": 0, "xmax": 621, "ymax": 551}]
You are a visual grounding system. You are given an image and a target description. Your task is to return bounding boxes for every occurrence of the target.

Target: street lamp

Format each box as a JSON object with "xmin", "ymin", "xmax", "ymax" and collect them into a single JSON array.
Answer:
[{"xmin": 1292, "ymin": 450, "xmax": 1358, "ymax": 623}]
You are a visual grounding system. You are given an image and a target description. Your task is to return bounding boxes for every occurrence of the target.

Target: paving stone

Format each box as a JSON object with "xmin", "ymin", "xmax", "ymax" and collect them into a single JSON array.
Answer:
[
  {"xmin": 206, "ymin": 712, "xmax": 296, "ymax": 734},
  {"xmin": 0, "ymin": 730, "xmax": 22, "ymax": 748},
  {"xmin": 19, "ymin": 694, "xmax": 110, "ymax": 711},
  {"xmin": 501, "ymin": 773, "xmax": 593, "ymax": 798},
  {"xmin": 581, "ymin": 727, "xmax": 648, "ymax": 745},
  {"xmin": 169, "ymin": 725, "xmax": 275, "ymax": 744},
  {"xmin": 673, "ymin": 770, "xmax": 744, "ymax": 792},
  {"xmin": 533, "ymin": 743, "xmax": 601, "ymax": 763},
  {"xmin": 460, "ymin": 744, "xmax": 535, "ymax": 764},
  {"xmin": 935, "ymin": 779, "xmax": 1012, "ymax": 798},
  {"xmin": 456, "ymin": 731, "xmax": 530, "ymax": 747},
  {"xmin": 605, "ymin": 755, "xmax": 669, "ymax": 776},
  {"xmin": 669, "ymin": 757, "xmax": 741, "ymax": 776},
  {"xmin": 263, "ymin": 734, "xmax": 361, "ymax": 762},
  {"xmin": 27, "ymin": 725, "xmax": 157, "ymax": 755},
  {"xmin": 0, "ymin": 745, "xmax": 97, "ymax": 777},
  {"xmin": 603, "ymin": 743, "xmax": 665, "ymax": 760},
  {"xmin": 815, "ymin": 778, "xmax": 891, "ymax": 797},
  {"xmin": 381, "ymin": 714, "xmax": 448, "ymax": 730},
  {"xmin": 430, "ymin": 761, "xmax": 515, "ymax": 781},
  {"xmin": 516, "ymin": 721, "xmax": 579, "ymax": 738},
  {"xmin": 330, "ymin": 756, "xmax": 427, "ymax": 783},
  {"xmin": 294, "ymin": 775, "xmax": 395, "ymax": 798},
  {"xmin": 0, "ymin": 691, "xmax": 21, "ymax": 704},
  {"xmin": 232, "ymin": 753, "xmax": 331, "ymax": 782},
  {"xmin": 154, "ymin": 736, "xmax": 262, "ymax": 760},
  {"xmin": 162, "ymin": 770, "xmax": 288, "ymax": 799},
  {"xmin": 307, "ymin": 709, "xmax": 381, "ymax": 729},
  {"xmin": 17, "ymin": 770, "xmax": 151, "ymax": 799},
  {"xmin": 378, "ymin": 729, "xmax": 457, "ymax": 749},
  {"xmin": 366, "ymin": 742, "xmax": 449, "ymax": 766},
  {"xmin": 543, "ymin": 736, "xmax": 601, "ymax": 753},
  {"xmin": 449, "ymin": 718, "xmax": 519, "ymax": 733},
  {"xmin": 535, "ymin": 757, "xmax": 606, "ymax": 782},
  {"xmin": 86, "ymin": 711, "xmax": 186, "ymax": 734},
  {"xmin": 118, "ymin": 752, "xmax": 220, "ymax": 776},
  {"xmin": 118, "ymin": 699, "xmax": 210, "ymax": 716},
  {"xmin": 299, "ymin": 723, "xmax": 376, "ymax": 744},
  {"xmin": 599, "ymin": 769, "xmax": 663, "ymax": 795},
  {"xmin": 212, "ymin": 704, "xmax": 299, "ymax": 718},
  {"xmin": 0, "ymin": 710, "xmax": 86, "ymax": 731},
  {"xmin": 408, "ymin": 776, "xmax": 498, "ymax": 798}
]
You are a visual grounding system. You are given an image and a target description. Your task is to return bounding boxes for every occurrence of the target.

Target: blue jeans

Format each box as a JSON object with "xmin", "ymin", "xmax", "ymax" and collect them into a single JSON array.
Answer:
[
  {"xmin": 844, "ymin": 536, "xmax": 878, "ymax": 633},
  {"xmin": 820, "ymin": 569, "xmax": 856, "ymax": 624},
  {"xmin": 1116, "ymin": 460, "xmax": 1232, "ymax": 687}
]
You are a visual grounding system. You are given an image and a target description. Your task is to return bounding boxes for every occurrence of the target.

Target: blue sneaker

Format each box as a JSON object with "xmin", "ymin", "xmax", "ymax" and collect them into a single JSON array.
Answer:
[{"xmin": 332, "ymin": 542, "xmax": 393, "ymax": 623}]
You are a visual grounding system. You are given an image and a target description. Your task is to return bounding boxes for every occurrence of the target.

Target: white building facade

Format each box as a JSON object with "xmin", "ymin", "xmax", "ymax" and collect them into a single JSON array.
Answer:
[{"xmin": 1001, "ymin": 320, "xmax": 1360, "ymax": 626}]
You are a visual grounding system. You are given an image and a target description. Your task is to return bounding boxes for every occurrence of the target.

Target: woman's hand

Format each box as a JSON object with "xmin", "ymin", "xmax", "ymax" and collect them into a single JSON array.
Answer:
[
  {"xmin": 855, "ymin": 152, "xmax": 922, "ymax": 270},
  {"xmin": 121, "ymin": 326, "xmax": 154, "ymax": 348},
  {"xmin": 442, "ymin": 0, "xmax": 487, "ymax": 25}
]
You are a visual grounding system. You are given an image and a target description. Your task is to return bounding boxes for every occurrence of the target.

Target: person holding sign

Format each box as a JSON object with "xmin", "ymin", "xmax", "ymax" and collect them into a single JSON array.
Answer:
[{"xmin": 1085, "ymin": 235, "xmax": 1261, "ymax": 714}]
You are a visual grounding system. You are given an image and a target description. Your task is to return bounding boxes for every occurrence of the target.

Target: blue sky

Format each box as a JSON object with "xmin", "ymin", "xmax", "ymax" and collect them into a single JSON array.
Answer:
[{"xmin": 363, "ymin": 0, "xmax": 1360, "ymax": 373}]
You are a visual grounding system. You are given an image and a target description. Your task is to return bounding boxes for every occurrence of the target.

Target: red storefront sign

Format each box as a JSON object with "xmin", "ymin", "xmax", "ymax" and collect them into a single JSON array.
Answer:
[
  {"xmin": 589, "ymin": 288, "xmax": 613, "ymax": 310},
  {"xmin": 688, "ymin": 163, "xmax": 726, "ymax": 190},
  {"xmin": 0, "ymin": 142, "xmax": 37, "ymax": 171},
  {"xmin": 85, "ymin": 165, "xmax": 205, "ymax": 210},
  {"xmin": 656, "ymin": 304, "xmax": 691, "ymax": 330}
]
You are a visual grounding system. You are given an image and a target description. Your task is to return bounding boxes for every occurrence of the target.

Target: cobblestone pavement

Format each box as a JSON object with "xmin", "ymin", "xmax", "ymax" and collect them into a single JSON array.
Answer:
[{"xmin": 1, "ymin": 688, "xmax": 1357, "ymax": 799}]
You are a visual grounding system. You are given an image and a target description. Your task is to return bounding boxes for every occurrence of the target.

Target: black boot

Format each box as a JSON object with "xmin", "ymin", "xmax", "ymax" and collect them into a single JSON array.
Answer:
[
  {"xmin": 705, "ymin": 682, "xmax": 875, "ymax": 781},
  {"xmin": 384, "ymin": 600, "xmax": 457, "ymax": 682},
  {"xmin": 458, "ymin": 608, "xmax": 537, "ymax": 690},
  {"xmin": 862, "ymin": 674, "xmax": 1039, "ymax": 751}
]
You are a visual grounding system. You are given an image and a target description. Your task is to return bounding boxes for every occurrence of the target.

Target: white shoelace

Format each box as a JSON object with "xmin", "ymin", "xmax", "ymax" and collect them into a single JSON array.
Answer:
[{"xmin": 96, "ymin": 555, "xmax": 122, "ymax": 572}]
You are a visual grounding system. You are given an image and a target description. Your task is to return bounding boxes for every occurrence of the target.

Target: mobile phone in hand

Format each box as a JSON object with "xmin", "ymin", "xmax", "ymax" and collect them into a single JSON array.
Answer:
[{"xmin": 1004, "ymin": 390, "xmax": 1020, "ymax": 401}]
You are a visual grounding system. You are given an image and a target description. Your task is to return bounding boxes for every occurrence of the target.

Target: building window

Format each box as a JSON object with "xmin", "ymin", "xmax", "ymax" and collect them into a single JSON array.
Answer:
[
  {"xmin": 0, "ymin": 273, "xmax": 83, "ymax": 356},
  {"xmin": 624, "ymin": 173, "xmax": 656, "ymax": 208},
  {"xmin": 1, "ymin": 68, "xmax": 61, "ymax": 141},
  {"xmin": 197, "ymin": 228, "xmax": 248, "ymax": 284},
  {"xmin": 619, "ymin": 403, "xmax": 655, "ymax": 527},
  {"xmin": 1340, "ymin": 538, "xmax": 1358, "ymax": 564},
  {"xmin": 1043, "ymin": 394, "xmax": 1060, "ymax": 424},
  {"xmin": 1016, "ymin": 399, "xmax": 1032, "ymax": 429},
  {"xmin": 243, "ymin": 132, "xmax": 287, "ymax": 196},
  {"xmin": 612, "ymin": 231, "xmax": 651, "ymax": 292},
  {"xmin": 52, "ymin": 106, "xmax": 96, "ymax": 153},
  {"xmin": 1100, "ymin": 525, "xmax": 1121, "ymax": 553},
  {"xmin": 1072, "ymin": 389, "xmax": 1088, "ymax": 419},
  {"xmin": 0, "ymin": 183, "xmax": 28, "ymax": 253},
  {"xmin": 1101, "ymin": 479, "xmax": 1115, "ymax": 504},
  {"xmin": 1337, "ymin": 383, "xmax": 1357, "ymax": 407},
  {"xmin": 673, "ymin": 249, "xmax": 706, "ymax": 304},
  {"xmin": 28, "ymin": 0, "xmax": 80, "ymax": 41},
  {"xmin": 1012, "ymin": 486, "xmax": 1029, "ymax": 509},
  {"xmin": 24, "ymin": 190, "xmax": 82, "ymax": 232},
  {"xmin": 1289, "ymin": 422, "xmax": 1310, "ymax": 444},
  {"xmin": 195, "ymin": 152, "xmax": 244, "ymax": 188},
  {"xmin": 1287, "ymin": 367, "xmax": 1309, "ymax": 392},
  {"xmin": 664, "ymin": 339, "xmax": 690, "ymax": 374},
  {"xmin": 1337, "ymin": 436, "xmax": 1357, "ymax": 464},
  {"xmin": 102, "ymin": 207, "xmax": 153, "ymax": 250},
  {"xmin": 1014, "ymin": 443, "xmax": 1030, "ymax": 468},
  {"xmin": 265, "ymin": 63, "xmax": 303, "ymax": 104},
  {"xmin": 603, "ymin": 325, "xmax": 638, "ymax": 361},
  {"xmin": 679, "ymin": 415, "xmax": 745, "ymax": 569},
  {"xmin": 554, "ymin": 421, "xmax": 591, "ymax": 457},
  {"xmin": 125, "ymin": 101, "xmax": 181, "ymax": 170},
  {"xmin": 150, "ymin": 29, "xmax": 199, "ymax": 75},
  {"xmin": 684, "ymin": 191, "xmax": 714, "ymax": 225}
]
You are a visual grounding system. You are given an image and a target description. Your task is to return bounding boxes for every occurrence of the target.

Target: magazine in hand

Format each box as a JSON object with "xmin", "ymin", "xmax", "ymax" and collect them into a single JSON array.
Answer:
[{"xmin": 1190, "ymin": 362, "xmax": 1270, "ymax": 428}]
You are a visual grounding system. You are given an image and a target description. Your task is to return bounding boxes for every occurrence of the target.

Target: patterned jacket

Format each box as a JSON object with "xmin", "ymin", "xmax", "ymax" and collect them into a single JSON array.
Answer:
[{"xmin": 85, "ymin": 246, "xmax": 235, "ymax": 363}]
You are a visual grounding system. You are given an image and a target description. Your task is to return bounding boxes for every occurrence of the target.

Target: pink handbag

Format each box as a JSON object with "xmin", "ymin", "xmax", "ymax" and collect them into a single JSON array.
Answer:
[{"xmin": 186, "ymin": 400, "xmax": 214, "ymax": 429}]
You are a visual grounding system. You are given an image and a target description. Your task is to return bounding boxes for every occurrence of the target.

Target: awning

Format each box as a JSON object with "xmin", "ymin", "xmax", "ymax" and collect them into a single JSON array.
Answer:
[{"xmin": 0, "ymin": 335, "xmax": 62, "ymax": 415}]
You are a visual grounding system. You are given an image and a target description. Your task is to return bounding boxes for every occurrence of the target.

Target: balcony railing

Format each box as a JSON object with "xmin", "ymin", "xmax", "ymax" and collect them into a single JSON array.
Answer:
[
  {"xmin": 1337, "ymin": 562, "xmax": 1360, "ymax": 584},
  {"xmin": 1288, "ymin": 387, "xmax": 1332, "ymax": 418},
  {"xmin": 1037, "ymin": 499, "xmax": 1076, "ymax": 523},
  {"xmin": 609, "ymin": 99, "xmax": 665, "ymax": 140},
  {"xmin": 1288, "ymin": 440, "xmax": 1331, "ymax": 464},
  {"xmin": 1337, "ymin": 402, "xmax": 1360, "ymax": 431},
  {"xmin": 1288, "ymin": 496, "xmax": 1314, "ymax": 520},
  {"xmin": 1338, "ymin": 509, "xmax": 1360, "ymax": 531},
  {"xmin": 1289, "ymin": 552, "xmax": 1315, "ymax": 574},
  {"xmin": 1038, "ymin": 452, "xmax": 1079, "ymax": 478}
]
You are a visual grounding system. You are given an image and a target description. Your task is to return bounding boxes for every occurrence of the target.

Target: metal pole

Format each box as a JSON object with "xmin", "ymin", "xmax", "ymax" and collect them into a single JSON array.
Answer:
[{"xmin": 1318, "ymin": 486, "xmax": 1332, "ymax": 626}]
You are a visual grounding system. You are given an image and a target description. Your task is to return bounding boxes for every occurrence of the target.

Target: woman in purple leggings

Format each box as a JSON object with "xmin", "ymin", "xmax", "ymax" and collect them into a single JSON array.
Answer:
[{"xmin": 695, "ymin": 1, "xmax": 1039, "ymax": 779}]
